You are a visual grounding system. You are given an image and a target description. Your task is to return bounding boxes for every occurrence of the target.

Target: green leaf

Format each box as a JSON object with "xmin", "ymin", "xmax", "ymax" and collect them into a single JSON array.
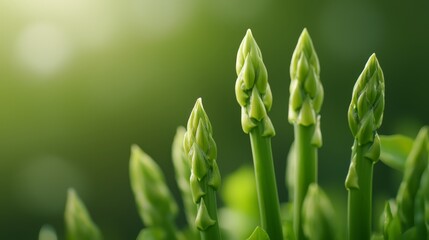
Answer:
[
  {"xmin": 247, "ymin": 226, "xmax": 270, "ymax": 240},
  {"xmin": 221, "ymin": 166, "xmax": 259, "ymax": 217},
  {"xmin": 65, "ymin": 189, "xmax": 102, "ymax": 240},
  {"xmin": 379, "ymin": 134, "xmax": 414, "ymax": 171}
]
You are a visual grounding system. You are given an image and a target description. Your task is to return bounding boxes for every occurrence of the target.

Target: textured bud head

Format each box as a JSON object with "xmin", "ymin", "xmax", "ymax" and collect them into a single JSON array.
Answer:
[
  {"xmin": 186, "ymin": 98, "xmax": 212, "ymax": 138},
  {"xmin": 235, "ymin": 29, "xmax": 274, "ymax": 136},
  {"xmin": 289, "ymin": 28, "xmax": 323, "ymax": 126},
  {"xmin": 348, "ymin": 54, "xmax": 385, "ymax": 145}
]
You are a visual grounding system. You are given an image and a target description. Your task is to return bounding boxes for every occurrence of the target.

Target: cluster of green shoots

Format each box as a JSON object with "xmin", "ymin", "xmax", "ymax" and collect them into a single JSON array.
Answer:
[{"xmin": 39, "ymin": 29, "xmax": 429, "ymax": 240}]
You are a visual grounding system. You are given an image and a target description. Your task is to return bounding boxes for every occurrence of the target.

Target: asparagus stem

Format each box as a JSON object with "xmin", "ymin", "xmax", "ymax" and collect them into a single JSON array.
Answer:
[
  {"xmin": 347, "ymin": 142, "xmax": 374, "ymax": 240},
  {"xmin": 183, "ymin": 98, "xmax": 221, "ymax": 240},
  {"xmin": 249, "ymin": 127, "xmax": 283, "ymax": 238},
  {"xmin": 235, "ymin": 29, "xmax": 283, "ymax": 239},
  {"xmin": 129, "ymin": 145, "xmax": 178, "ymax": 240},
  {"xmin": 289, "ymin": 28, "xmax": 323, "ymax": 240},
  {"xmin": 345, "ymin": 54, "xmax": 385, "ymax": 240}
]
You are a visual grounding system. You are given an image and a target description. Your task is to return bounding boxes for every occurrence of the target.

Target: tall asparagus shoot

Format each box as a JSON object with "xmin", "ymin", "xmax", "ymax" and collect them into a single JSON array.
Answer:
[
  {"xmin": 235, "ymin": 29, "xmax": 283, "ymax": 239},
  {"xmin": 288, "ymin": 28, "xmax": 323, "ymax": 240},
  {"xmin": 183, "ymin": 98, "xmax": 221, "ymax": 240},
  {"xmin": 346, "ymin": 54, "xmax": 385, "ymax": 240}
]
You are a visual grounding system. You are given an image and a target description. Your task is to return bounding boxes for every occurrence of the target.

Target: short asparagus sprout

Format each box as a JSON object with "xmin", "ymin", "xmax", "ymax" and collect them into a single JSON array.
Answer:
[
  {"xmin": 129, "ymin": 145, "xmax": 178, "ymax": 239},
  {"xmin": 172, "ymin": 126, "xmax": 199, "ymax": 238},
  {"xmin": 183, "ymin": 98, "xmax": 221, "ymax": 240},
  {"xmin": 235, "ymin": 29, "xmax": 283, "ymax": 240},
  {"xmin": 288, "ymin": 28, "xmax": 323, "ymax": 240},
  {"xmin": 38, "ymin": 225, "xmax": 57, "ymax": 240},
  {"xmin": 301, "ymin": 184, "xmax": 336, "ymax": 240},
  {"xmin": 345, "ymin": 53, "xmax": 385, "ymax": 240},
  {"xmin": 65, "ymin": 189, "xmax": 102, "ymax": 240}
]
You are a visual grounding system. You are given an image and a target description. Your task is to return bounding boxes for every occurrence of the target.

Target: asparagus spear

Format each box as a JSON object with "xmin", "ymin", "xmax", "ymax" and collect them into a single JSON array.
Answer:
[
  {"xmin": 395, "ymin": 127, "xmax": 428, "ymax": 230},
  {"xmin": 183, "ymin": 98, "xmax": 221, "ymax": 240},
  {"xmin": 65, "ymin": 189, "xmax": 103, "ymax": 240},
  {"xmin": 288, "ymin": 28, "xmax": 323, "ymax": 240},
  {"xmin": 345, "ymin": 54, "xmax": 385, "ymax": 240},
  {"xmin": 172, "ymin": 126, "xmax": 199, "ymax": 238},
  {"xmin": 301, "ymin": 184, "xmax": 337, "ymax": 240},
  {"xmin": 235, "ymin": 29, "xmax": 283, "ymax": 239},
  {"xmin": 38, "ymin": 225, "xmax": 57, "ymax": 240},
  {"xmin": 129, "ymin": 145, "xmax": 178, "ymax": 239}
]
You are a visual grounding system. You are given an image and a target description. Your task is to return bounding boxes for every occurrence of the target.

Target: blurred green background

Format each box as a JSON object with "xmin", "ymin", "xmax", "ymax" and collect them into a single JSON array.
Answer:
[{"xmin": 1, "ymin": 1, "xmax": 429, "ymax": 239}]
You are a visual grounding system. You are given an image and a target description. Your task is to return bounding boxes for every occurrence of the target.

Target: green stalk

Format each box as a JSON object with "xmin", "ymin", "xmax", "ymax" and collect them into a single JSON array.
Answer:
[
  {"xmin": 288, "ymin": 28, "xmax": 323, "ymax": 240},
  {"xmin": 345, "ymin": 54, "xmax": 385, "ymax": 240},
  {"xmin": 183, "ymin": 98, "xmax": 221, "ymax": 240},
  {"xmin": 235, "ymin": 29, "xmax": 283, "ymax": 239}
]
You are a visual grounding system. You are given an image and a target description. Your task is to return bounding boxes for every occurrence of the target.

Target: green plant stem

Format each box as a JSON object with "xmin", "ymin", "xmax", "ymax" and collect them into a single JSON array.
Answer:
[
  {"xmin": 294, "ymin": 124, "xmax": 317, "ymax": 240},
  {"xmin": 249, "ymin": 126, "xmax": 283, "ymax": 240},
  {"xmin": 201, "ymin": 182, "xmax": 221, "ymax": 240},
  {"xmin": 348, "ymin": 142, "xmax": 373, "ymax": 240}
]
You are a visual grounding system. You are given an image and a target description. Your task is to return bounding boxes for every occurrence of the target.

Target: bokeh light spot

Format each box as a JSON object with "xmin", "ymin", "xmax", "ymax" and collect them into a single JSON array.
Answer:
[{"xmin": 15, "ymin": 22, "xmax": 72, "ymax": 76}]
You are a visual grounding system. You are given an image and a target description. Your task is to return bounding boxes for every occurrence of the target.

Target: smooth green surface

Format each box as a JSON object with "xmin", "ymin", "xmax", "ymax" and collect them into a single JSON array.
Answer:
[
  {"xmin": 293, "ymin": 125, "xmax": 318, "ymax": 240},
  {"xmin": 249, "ymin": 128, "xmax": 283, "ymax": 240},
  {"xmin": 347, "ymin": 143, "xmax": 374, "ymax": 240}
]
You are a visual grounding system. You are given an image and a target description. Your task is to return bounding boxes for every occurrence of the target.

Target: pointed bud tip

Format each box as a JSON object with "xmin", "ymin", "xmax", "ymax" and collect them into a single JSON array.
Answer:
[
  {"xmin": 67, "ymin": 188, "xmax": 76, "ymax": 198},
  {"xmin": 131, "ymin": 144, "xmax": 143, "ymax": 156},
  {"xmin": 245, "ymin": 29, "xmax": 253, "ymax": 38},
  {"xmin": 298, "ymin": 28, "xmax": 311, "ymax": 43}
]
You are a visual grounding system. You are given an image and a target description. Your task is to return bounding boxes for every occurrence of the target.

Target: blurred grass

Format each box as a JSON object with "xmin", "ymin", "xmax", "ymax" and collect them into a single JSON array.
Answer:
[{"xmin": 0, "ymin": 1, "xmax": 429, "ymax": 239}]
